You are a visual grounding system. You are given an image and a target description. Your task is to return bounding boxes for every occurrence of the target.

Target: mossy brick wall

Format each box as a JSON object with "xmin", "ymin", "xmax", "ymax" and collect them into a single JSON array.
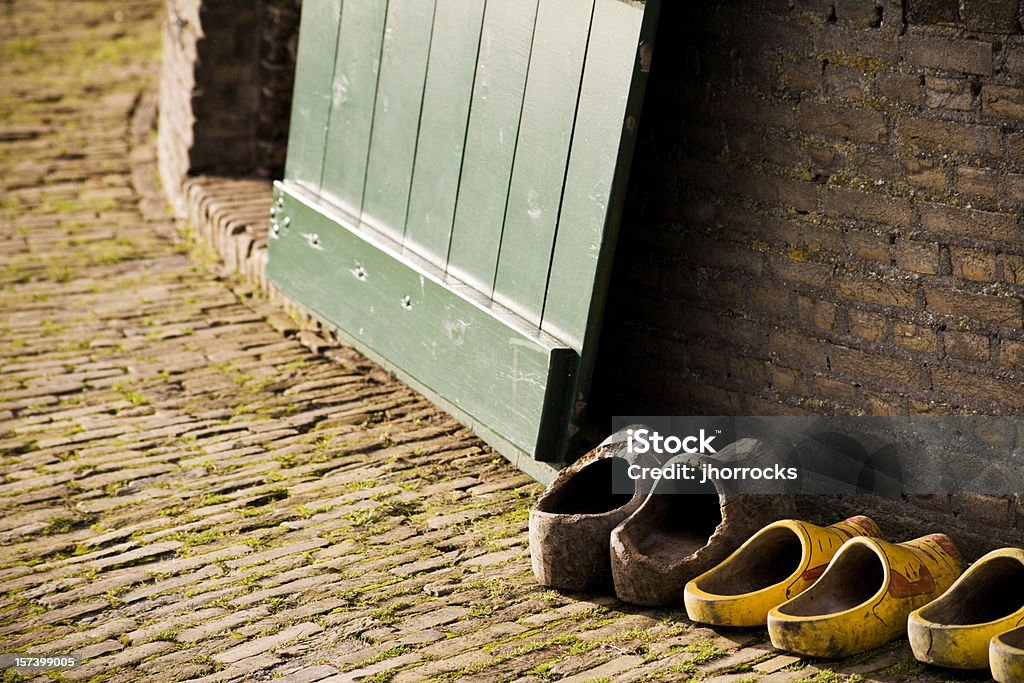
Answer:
[
  {"xmin": 158, "ymin": 0, "xmax": 298, "ymax": 213},
  {"xmin": 596, "ymin": 0, "xmax": 1024, "ymax": 419},
  {"xmin": 591, "ymin": 0, "xmax": 1024, "ymax": 545}
]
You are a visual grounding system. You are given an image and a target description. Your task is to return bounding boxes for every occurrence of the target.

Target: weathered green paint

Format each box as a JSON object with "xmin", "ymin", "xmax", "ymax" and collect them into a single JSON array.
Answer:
[
  {"xmin": 267, "ymin": 183, "xmax": 577, "ymax": 459},
  {"xmin": 540, "ymin": 0, "xmax": 660, "ymax": 459},
  {"xmin": 284, "ymin": 0, "xmax": 341, "ymax": 194},
  {"xmin": 492, "ymin": 0, "xmax": 593, "ymax": 327},
  {"xmin": 274, "ymin": 0, "xmax": 660, "ymax": 464},
  {"xmin": 542, "ymin": 0, "xmax": 653, "ymax": 351},
  {"xmin": 445, "ymin": 0, "xmax": 539, "ymax": 296},
  {"xmin": 403, "ymin": 0, "xmax": 486, "ymax": 269},
  {"xmin": 319, "ymin": 0, "xmax": 388, "ymax": 217},
  {"xmin": 361, "ymin": 0, "xmax": 436, "ymax": 241}
]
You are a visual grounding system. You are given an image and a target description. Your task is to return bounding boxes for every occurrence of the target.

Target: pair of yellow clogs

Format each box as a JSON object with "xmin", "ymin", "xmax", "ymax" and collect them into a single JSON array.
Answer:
[
  {"xmin": 683, "ymin": 516, "xmax": 965, "ymax": 658},
  {"xmin": 908, "ymin": 547, "xmax": 1024, "ymax": 680}
]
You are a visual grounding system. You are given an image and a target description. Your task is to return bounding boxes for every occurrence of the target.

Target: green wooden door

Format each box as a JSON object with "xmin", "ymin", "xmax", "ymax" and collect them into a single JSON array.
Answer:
[{"xmin": 268, "ymin": 0, "xmax": 660, "ymax": 468}]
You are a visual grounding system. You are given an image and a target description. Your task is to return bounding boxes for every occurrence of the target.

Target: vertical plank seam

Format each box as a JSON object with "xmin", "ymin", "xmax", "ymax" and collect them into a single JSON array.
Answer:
[
  {"xmin": 442, "ymin": 0, "xmax": 489, "ymax": 280},
  {"xmin": 570, "ymin": 0, "xmax": 659, "ymax": 361},
  {"xmin": 488, "ymin": 0, "xmax": 543, "ymax": 300},
  {"xmin": 537, "ymin": 0, "xmax": 598, "ymax": 330},
  {"xmin": 314, "ymin": 0, "xmax": 346, "ymax": 196},
  {"xmin": 399, "ymin": 0, "xmax": 441, "ymax": 248},
  {"xmin": 355, "ymin": 0, "xmax": 394, "ymax": 223}
]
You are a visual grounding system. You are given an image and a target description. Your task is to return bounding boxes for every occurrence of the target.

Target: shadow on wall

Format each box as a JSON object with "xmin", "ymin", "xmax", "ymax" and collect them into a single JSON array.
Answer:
[
  {"xmin": 590, "ymin": 0, "xmax": 1024, "ymax": 558},
  {"xmin": 158, "ymin": 0, "xmax": 299, "ymax": 201},
  {"xmin": 593, "ymin": 0, "xmax": 1024, "ymax": 422}
]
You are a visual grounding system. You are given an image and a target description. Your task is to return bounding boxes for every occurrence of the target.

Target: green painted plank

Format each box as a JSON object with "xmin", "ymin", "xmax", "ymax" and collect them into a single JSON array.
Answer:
[
  {"xmin": 540, "ymin": 0, "xmax": 659, "ymax": 460},
  {"xmin": 542, "ymin": 0, "xmax": 655, "ymax": 352},
  {"xmin": 318, "ymin": 0, "xmax": 389, "ymax": 218},
  {"xmin": 267, "ymin": 182, "xmax": 578, "ymax": 459},
  {"xmin": 284, "ymin": 0, "xmax": 342, "ymax": 193},
  {"xmin": 403, "ymin": 0, "xmax": 486, "ymax": 269},
  {"xmin": 360, "ymin": 0, "xmax": 437, "ymax": 241},
  {"xmin": 492, "ymin": 0, "xmax": 593, "ymax": 327},
  {"xmin": 445, "ymin": 0, "xmax": 539, "ymax": 297}
]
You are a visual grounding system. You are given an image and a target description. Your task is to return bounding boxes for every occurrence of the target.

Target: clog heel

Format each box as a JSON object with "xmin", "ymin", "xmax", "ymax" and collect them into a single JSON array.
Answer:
[
  {"xmin": 529, "ymin": 428, "xmax": 654, "ymax": 591},
  {"xmin": 609, "ymin": 439, "xmax": 796, "ymax": 606},
  {"xmin": 767, "ymin": 534, "xmax": 963, "ymax": 658},
  {"xmin": 908, "ymin": 548, "xmax": 1024, "ymax": 669},
  {"xmin": 991, "ymin": 626, "xmax": 1024, "ymax": 683},
  {"xmin": 684, "ymin": 515, "xmax": 883, "ymax": 626}
]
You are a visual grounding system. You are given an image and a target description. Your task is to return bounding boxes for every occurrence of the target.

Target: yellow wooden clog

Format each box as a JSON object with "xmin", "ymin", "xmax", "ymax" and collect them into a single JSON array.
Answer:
[
  {"xmin": 767, "ymin": 534, "xmax": 963, "ymax": 658},
  {"xmin": 908, "ymin": 547, "xmax": 1024, "ymax": 669},
  {"xmin": 991, "ymin": 626, "xmax": 1024, "ymax": 683},
  {"xmin": 683, "ymin": 515, "xmax": 883, "ymax": 627}
]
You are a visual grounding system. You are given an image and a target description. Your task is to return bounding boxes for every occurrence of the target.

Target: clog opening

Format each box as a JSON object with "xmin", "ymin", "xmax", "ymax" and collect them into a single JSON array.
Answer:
[
  {"xmin": 635, "ymin": 483, "xmax": 722, "ymax": 562},
  {"xmin": 538, "ymin": 456, "xmax": 634, "ymax": 515},
  {"xmin": 695, "ymin": 526, "xmax": 803, "ymax": 594},
  {"xmin": 776, "ymin": 543, "xmax": 883, "ymax": 616},
  {"xmin": 998, "ymin": 627, "xmax": 1024, "ymax": 650},
  {"xmin": 920, "ymin": 557, "xmax": 1024, "ymax": 625}
]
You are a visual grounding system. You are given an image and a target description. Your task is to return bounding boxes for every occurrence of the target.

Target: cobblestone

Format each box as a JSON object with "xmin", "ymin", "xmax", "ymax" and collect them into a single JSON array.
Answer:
[
  {"xmin": 559, "ymin": 655, "xmax": 646, "ymax": 683},
  {"xmin": 212, "ymin": 622, "xmax": 324, "ymax": 664},
  {"xmin": 64, "ymin": 641, "xmax": 177, "ymax": 681}
]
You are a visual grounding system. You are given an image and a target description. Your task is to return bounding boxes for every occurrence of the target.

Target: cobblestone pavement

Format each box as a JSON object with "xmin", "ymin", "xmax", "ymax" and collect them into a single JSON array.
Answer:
[{"xmin": 0, "ymin": 2, "xmax": 985, "ymax": 682}]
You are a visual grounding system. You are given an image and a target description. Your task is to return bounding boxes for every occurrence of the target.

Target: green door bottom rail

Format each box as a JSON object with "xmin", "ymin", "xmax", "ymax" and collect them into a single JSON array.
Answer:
[{"xmin": 268, "ymin": 183, "xmax": 577, "ymax": 461}]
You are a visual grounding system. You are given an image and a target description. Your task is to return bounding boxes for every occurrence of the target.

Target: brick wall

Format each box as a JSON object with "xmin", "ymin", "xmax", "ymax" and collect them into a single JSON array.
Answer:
[
  {"xmin": 157, "ymin": 0, "xmax": 298, "ymax": 214},
  {"xmin": 596, "ymin": 0, "xmax": 1024, "ymax": 418},
  {"xmin": 590, "ymin": 0, "xmax": 1024, "ymax": 549}
]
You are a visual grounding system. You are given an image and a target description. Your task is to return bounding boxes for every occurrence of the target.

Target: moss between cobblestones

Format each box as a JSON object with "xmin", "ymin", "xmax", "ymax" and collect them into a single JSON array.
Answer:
[
  {"xmin": 462, "ymin": 577, "xmax": 514, "ymax": 598},
  {"xmin": 346, "ymin": 509, "xmax": 384, "ymax": 527},
  {"xmin": 684, "ymin": 637, "xmax": 727, "ymax": 663},
  {"xmin": 524, "ymin": 661, "xmax": 558, "ymax": 680},
  {"xmin": 41, "ymin": 516, "xmax": 75, "ymax": 535},
  {"xmin": 798, "ymin": 670, "xmax": 864, "ymax": 683},
  {"xmin": 448, "ymin": 633, "xmax": 582, "ymax": 680},
  {"xmin": 370, "ymin": 601, "xmax": 413, "ymax": 625},
  {"xmin": 884, "ymin": 654, "xmax": 925, "ymax": 679},
  {"xmin": 344, "ymin": 645, "xmax": 414, "ymax": 672},
  {"xmin": 727, "ymin": 651, "xmax": 778, "ymax": 673}
]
